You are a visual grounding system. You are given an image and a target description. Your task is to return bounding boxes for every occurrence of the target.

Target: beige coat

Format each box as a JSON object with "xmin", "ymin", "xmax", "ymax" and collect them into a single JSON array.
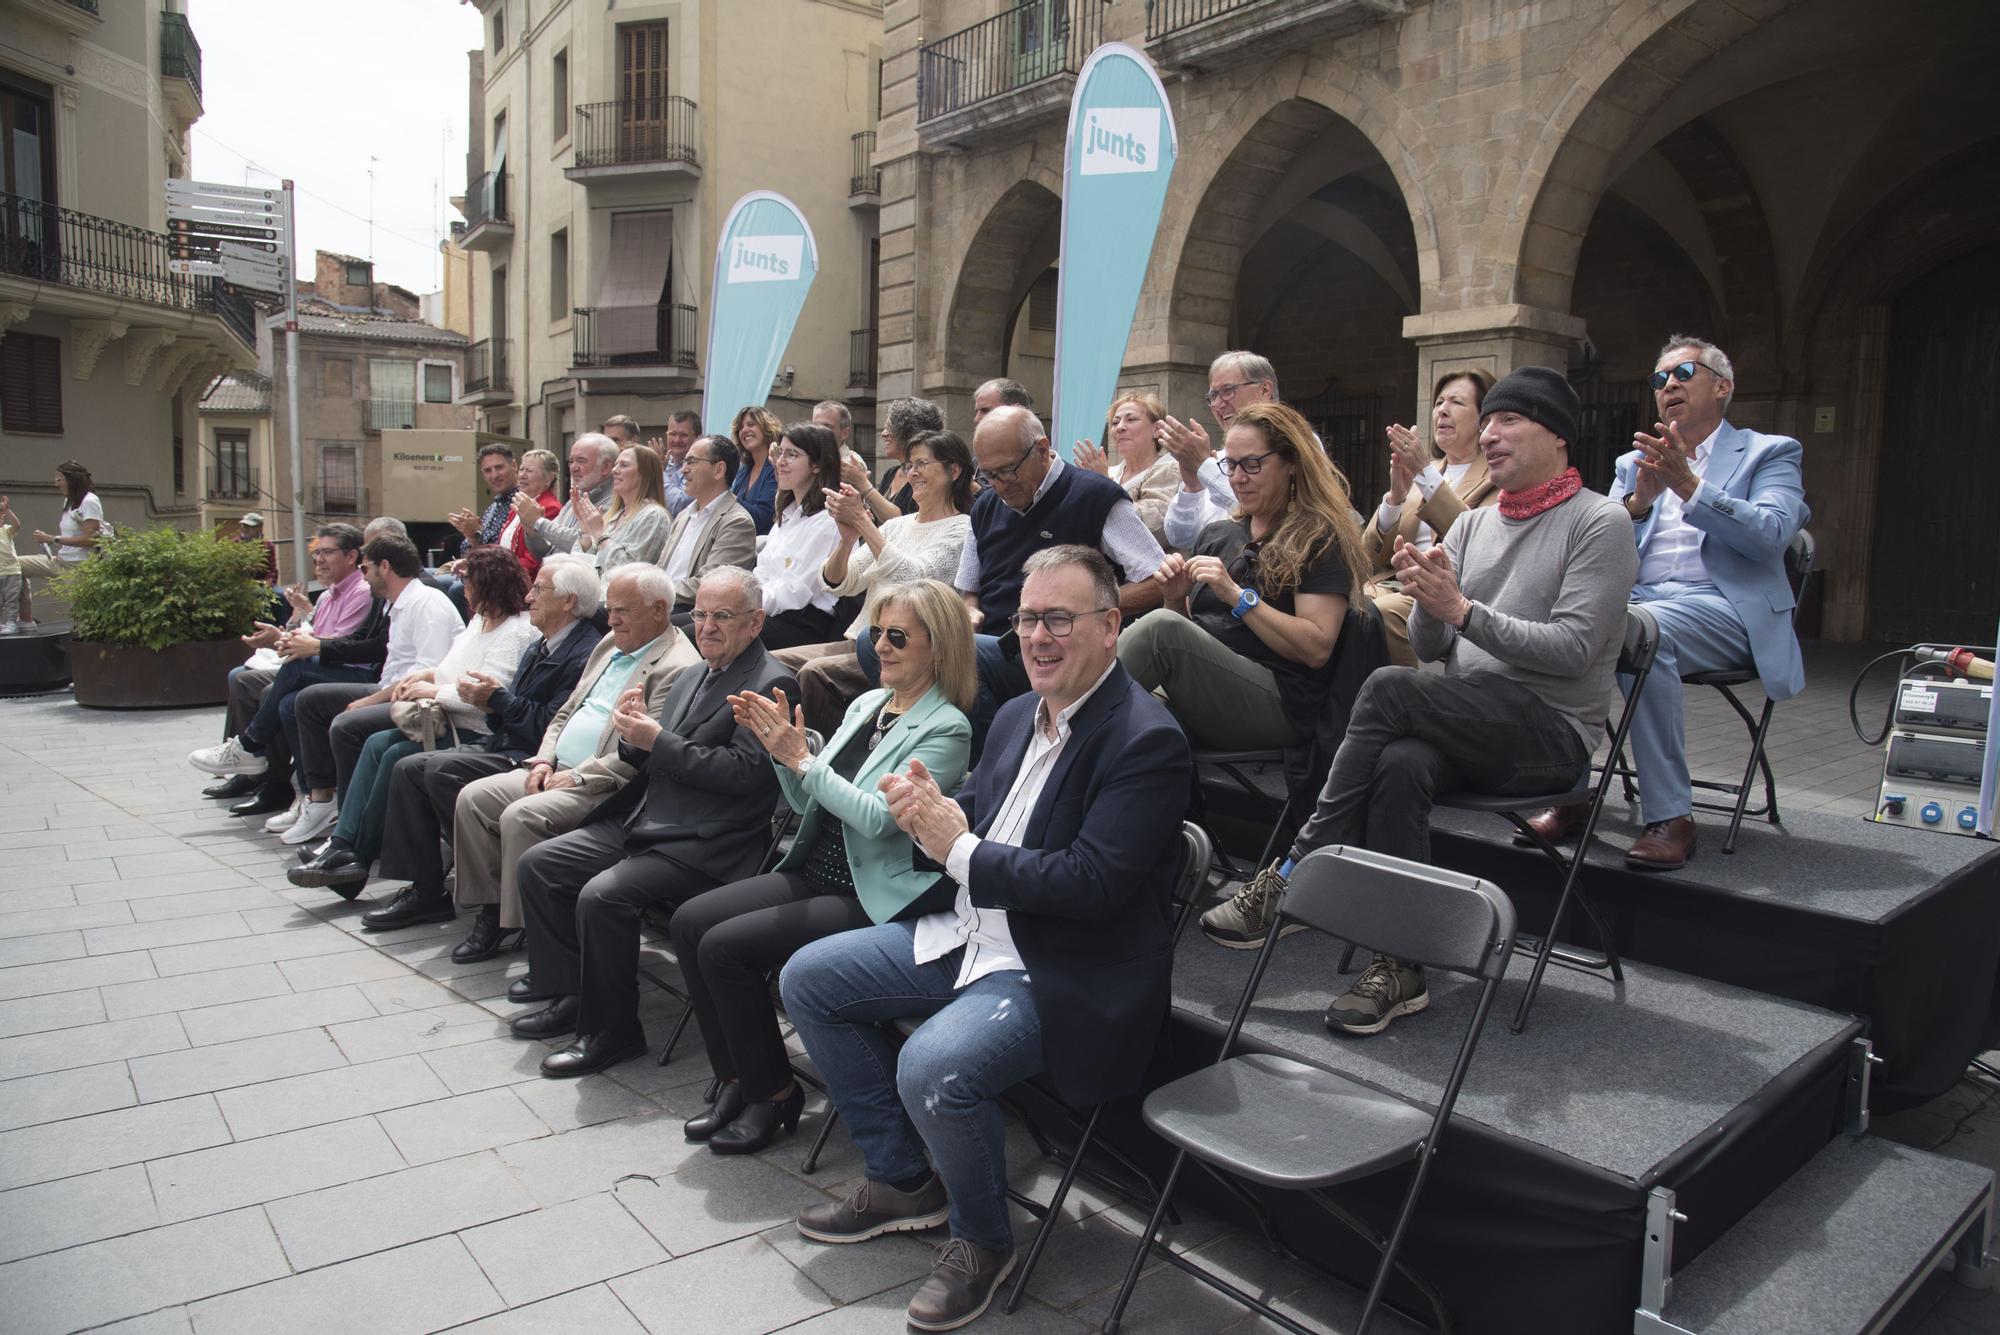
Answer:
[{"xmin": 1362, "ymin": 454, "xmax": 1499, "ymax": 666}]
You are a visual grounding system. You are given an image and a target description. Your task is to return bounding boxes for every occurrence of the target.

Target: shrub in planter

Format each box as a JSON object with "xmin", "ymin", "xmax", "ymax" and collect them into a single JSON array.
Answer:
[{"xmin": 56, "ymin": 526, "xmax": 272, "ymax": 707}]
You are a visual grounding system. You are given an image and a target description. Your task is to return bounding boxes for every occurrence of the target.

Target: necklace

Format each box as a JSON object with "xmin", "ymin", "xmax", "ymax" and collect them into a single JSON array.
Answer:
[{"xmin": 868, "ymin": 705, "xmax": 904, "ymax": 752}]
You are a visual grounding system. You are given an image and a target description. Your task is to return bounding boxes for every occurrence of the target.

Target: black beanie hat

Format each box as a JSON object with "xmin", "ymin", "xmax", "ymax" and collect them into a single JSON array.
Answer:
[{"xmin": 1480, "ymin": 365, "xmax": 1580, "ymax": 449}]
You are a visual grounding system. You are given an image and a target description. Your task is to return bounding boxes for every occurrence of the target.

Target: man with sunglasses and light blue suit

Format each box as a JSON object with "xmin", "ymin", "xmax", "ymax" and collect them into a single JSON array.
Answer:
[{"xmin": 1529, "ymin": 335, "xmax": 1808, "ymax": 870}]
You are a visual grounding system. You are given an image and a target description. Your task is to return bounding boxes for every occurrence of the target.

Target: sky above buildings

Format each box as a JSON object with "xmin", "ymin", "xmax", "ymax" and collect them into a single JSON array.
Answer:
[{"xmin": 188, "ymin": 0, "xmax": 485, "ymax": 297}]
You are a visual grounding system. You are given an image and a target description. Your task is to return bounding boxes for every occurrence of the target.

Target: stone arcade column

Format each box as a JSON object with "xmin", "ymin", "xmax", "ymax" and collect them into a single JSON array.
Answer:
[{"xmin": 1400, "ymin": 304, "xmax": 1586, "ymax": 424}]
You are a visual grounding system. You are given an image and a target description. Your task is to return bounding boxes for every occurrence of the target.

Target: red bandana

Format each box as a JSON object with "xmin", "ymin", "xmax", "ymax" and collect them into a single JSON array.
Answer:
[{"xmin": 1499, "ymin": 467, "xmax": 1582, "ymax": 520}]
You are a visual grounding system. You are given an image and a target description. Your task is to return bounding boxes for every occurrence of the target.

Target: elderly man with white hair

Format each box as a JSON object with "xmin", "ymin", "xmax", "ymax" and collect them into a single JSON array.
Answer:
[
  {"xmin": 442, "ymin": 563, "xmax": 700, "ymax": 965},
  {"xmin": 515, "ymin": 431, "xmax": 621, "ymax": 559}
]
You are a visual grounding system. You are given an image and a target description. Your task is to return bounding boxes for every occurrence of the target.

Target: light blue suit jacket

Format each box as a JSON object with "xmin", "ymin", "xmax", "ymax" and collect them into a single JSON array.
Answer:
[
  {"xmin": 773, "ymin": 684, "xmax": 972, "ymax": 925},
  {"xmin": 1610, "ymin": 421, "xmax": 1809, "ymax": 700}
]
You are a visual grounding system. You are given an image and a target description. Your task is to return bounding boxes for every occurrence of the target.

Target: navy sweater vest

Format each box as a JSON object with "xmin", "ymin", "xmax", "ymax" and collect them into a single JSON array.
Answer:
[{"xmin": 969, "ymin": 465, "xmax": 1127, "ymax": 625}]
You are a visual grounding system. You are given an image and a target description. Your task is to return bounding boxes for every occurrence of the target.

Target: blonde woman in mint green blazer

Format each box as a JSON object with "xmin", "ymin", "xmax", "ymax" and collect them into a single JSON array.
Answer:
[{"xmin": 676, "ymin": 579, "xmax": 974, "ymax": 1155}]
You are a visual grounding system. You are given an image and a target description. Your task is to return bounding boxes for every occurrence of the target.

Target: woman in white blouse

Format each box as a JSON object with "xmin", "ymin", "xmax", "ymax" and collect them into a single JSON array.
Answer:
[
  {"xmin": 775, "ymin": 429, "xmax": 974, "ymax": 735},
  {"xmin": 1075, "ymin": 392, "xmax": 1181, "ymax": 548},
  {"xmin": 755, "ymin": 422, "xmax": 847, "ymax": 650},
  {"xmin": 576, "ymin": 445, "xmax": 672, "ymax": 573},
  {"xmin": 292, "ymin": 546, "xmax": 540, "ymax": 896}
]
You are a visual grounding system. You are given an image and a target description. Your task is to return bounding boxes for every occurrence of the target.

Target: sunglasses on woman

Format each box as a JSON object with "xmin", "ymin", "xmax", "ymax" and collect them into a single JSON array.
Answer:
[{"xmin": 866, "ymin": 625, "xmax": 913, "ymax": 650}]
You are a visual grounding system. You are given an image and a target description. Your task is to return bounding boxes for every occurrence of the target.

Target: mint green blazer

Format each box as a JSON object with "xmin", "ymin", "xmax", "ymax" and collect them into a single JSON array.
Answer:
[{"xmin": 773, "ymin": 684, "xmax": 972, "ymax": 924}]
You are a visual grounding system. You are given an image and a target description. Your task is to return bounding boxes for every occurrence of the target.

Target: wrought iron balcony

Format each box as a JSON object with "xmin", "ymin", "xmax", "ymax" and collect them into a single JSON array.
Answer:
[
  {"xmin": 364, "ymin": 396, "xmax": 416, "ymax": 433},
  {"xmin": 464, "ymin": 338, "xmax": 512, "ymax": 402},
  {"xmin": 850, "ymin": 131, "xmax": 880, "ymax": 199},
  {"xmin": 314, "ymin": 482, "xmax": 368, "ymax": 516},
  {"xmin": 460, "ymin": 171, "xmax": 512, "ymax": 251},
  {"xmin": 918, "ymin": 1, "xmax": 1101, "ymax": 142},
  {"xmin": 569, "ymin": 97, "xmax": 701, "ymax": 180},
  {"xmin": 1145, "ymin": 0, "xmax": 1405, "ymax": 73},
  {"xmin": 160, "ymin": 10, "xmax": 202, "ymax": 113},
  {"xmin": 849, "ymin": 328, "xmax": 877, "ymax": 391},
  {"xmin": 205, "ymin": 465, "xmax": 257, "ymax": 501},
  {"xmin": 572, "ymin": 302, "xmax": 698, "ymax": 376},
  {"xmin": 0, "ymin": 189, "xmax": 256, "ymax": 352}
]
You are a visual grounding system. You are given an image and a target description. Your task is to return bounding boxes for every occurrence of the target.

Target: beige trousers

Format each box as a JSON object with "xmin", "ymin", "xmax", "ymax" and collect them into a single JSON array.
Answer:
[{"xmin": 451, "ymin": 769, "xmax": 608, "ymax": 929}]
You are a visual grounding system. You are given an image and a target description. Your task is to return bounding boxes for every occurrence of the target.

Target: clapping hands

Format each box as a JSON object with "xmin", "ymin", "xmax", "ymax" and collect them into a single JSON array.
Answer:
[
  {"xmin": 880, "ymin": 758, "xmax": 969, "ymax": 862},
  {"xmin": 1390, "ymin": 535, "xmax": 1470, "ymax": 627}
]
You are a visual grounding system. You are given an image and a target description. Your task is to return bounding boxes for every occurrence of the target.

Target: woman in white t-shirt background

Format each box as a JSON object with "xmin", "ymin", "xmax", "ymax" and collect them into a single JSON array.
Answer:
[{"xmin": 15, "ymin": 460, "xmax": 106, "ymax": 629}]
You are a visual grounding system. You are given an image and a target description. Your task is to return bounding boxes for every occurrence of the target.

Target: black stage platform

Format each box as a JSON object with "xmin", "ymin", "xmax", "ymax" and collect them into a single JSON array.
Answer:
[
  {"xmin": 0, "ymin": 619, "xmax": 71, "ymax": 695},
  {"xmin": 1425, "ymin": 801, "xmax": 2000, "ymax": 1109},
  {"xmin": 1129, "ymin": 927, "xmax": 1864, "ymax": 1335}
]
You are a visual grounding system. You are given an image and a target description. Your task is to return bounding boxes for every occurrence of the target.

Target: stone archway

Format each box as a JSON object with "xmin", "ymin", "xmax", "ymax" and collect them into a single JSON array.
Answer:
[{"xmin": 930, "ymin": 174, "xmax": 1062, "ymax": 413}]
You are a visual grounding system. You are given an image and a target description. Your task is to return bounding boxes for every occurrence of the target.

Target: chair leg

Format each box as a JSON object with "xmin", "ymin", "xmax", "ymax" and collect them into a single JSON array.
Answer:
[
  {"xmin": 655, "ymin": 999, "xmax": 694, "ymax": 1066},
  {"xmin": 1101, "ymin": 1147, "xmax": 1190, "ymax": 1335},
  {"xmin": 1509, "ymin": 820, "xmax": 1619, "ymax": 1033},
  {"xmin": 1005, "ymin": 1104, "xmax": 1103, "ymax": 1314},
  {"xmin": 801, "ymin": 1103, "xmax": 838, "ymax": 1174}
]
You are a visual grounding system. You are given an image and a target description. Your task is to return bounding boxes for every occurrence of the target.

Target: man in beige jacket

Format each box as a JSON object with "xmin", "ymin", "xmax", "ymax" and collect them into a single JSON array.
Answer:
[{"xmin": 447, "ymin": 565, "xmax": 699, "ymax": 965}]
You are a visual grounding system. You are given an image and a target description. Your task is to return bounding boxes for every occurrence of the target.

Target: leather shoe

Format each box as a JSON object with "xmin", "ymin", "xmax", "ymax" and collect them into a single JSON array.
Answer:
[
  {"xmin": 1517, "ymin": 803, "xmax": 1588, "ymax": 847},
  {"xmin": 296, "ymin": 837, "xmax": 334, "ymax": 864},
  {"xmin": 510, "ymin": 995, "xmax": 580, "ymax": 1039},
  {"xmin": 683, "ymin": 1080, "xmax": 746, "ymax": 1142},
  {"xmin": 452, "ymin": 906, "xmax": 523, "ymax": 964},
  {"xmin": 709, "ymin": 1085, "xmax": 805, "ymax": 1155},
  {"xmin": 228, "ymin": 789, "xmax": 293, "ymax": 819},
  {"xmin": 906, "ymin": 1238, "xmax": 1017, "ymax": 1333},
  {"xmin": 508, "ymin": 975, "xmax": 558, "ymax": 1004},
  {"xmin": 1626, "ymin": 816, "xmax": 1696, "ymax": 871},
  {"xmin": 541, "ymin": 1029, "xmax": 646, "ymax": 1077},
  {"xmin": 289, "ymin": 847, "xmax": 367, "ymax": 891},
  {"xmin": 359, "ymin": 885, "xmax": 454, "ymax": 931},
  {"xmin": 203, "ymin": 773, "xmax": 260, "ymax": 800}
]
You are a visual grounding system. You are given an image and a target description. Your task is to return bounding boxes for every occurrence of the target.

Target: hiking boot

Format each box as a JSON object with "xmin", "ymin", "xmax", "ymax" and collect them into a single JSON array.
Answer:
[
  {"xmin": 1199, "ymin": 860, "xmax": 1303, "ymax": 950},
  {"xmin": 796, "ymin": 1173, "xmax": 950, "ymax": 1244},
  {"xmin": 1325, "ymin": 955, "xmax": 1428, "ymax": 1036},
  {"xmin": 906, "ymin": 1237, "xmax": 1017, "ymax": 1332}
]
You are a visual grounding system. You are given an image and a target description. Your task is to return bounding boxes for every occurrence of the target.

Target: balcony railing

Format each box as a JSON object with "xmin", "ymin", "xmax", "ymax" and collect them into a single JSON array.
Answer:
[
  {"xmin": 365, "ymin": 397, "xmax": 416, "ymax": 432},
  {"xmin": 850, "ymin": 132, "xmax": 879, "ymax": 197},
  {"xmin": 573, "ymin": 97, "xmax": 701, "ymax": 171},
  {"xmin": 65, "ymin": 0, "xmax": 103, "ymax": 13},
  {"xmin": 160, "ymin": 10, "xmax": 202, "ymax": 104},
  {"xmin": 572, "ymin": 303, "xmax": 698, "ymax": 371},
  {"xmin": 849, "ymin": 328, "xmax": 877, "ymax": 389},
  {"xmin": 314, "ymin": 483, "xmax": 368, "ymax": 516},
  {"xmin": 0, "ymin": 189, "xmax": 257, "ymax": 352},
  {"xmin": 206, "ymin": 465, "xmax": 257, "ymax": 501},
  {"xmin": 465, "ymin": 338, "xmax": 511, "ymax": 394},
  {"xmin": 919, "ymin": 1, "xmax": 1101, "ymax": 123},
  {"xmin": 464, "ymin": 170, "xmax": 509, "ymax": 229},
  {"xmin": 1145, "ymin": 0, "xmax": 1260, "ymax": 37}
]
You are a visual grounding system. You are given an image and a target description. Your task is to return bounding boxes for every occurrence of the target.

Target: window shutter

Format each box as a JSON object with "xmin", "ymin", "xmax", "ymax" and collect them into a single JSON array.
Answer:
[{"xmin": 0, "ymin": 332, "xmax": 63, "ymax": 434}]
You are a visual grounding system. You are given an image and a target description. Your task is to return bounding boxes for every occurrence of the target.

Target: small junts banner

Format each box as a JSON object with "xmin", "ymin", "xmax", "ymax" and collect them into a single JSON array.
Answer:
[
  {"xmin": 1051, "ymin": 43, "xmax": 1179, "ymax": 462},
  {"xmin": 702, "ymin": 191, "xmax": 821, "ymax": 431}
]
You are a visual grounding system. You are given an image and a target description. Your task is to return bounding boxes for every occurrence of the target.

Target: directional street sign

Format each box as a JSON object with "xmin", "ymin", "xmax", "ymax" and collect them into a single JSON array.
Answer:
[
  {"xmin": 166, "ymin": 259, "xmax": 224, "ymax": 276},
  {"xmin": 169, "ymin": 218, "xmax": 276, "ymax": 243},
  {"xmin": 166, "ymin": 180, "xmax": 284, "ymax": 208}
]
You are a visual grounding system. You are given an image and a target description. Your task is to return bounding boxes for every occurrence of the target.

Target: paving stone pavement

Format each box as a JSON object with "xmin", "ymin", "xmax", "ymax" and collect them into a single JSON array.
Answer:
[{"xmin": 0, "ymin": 637, "xmax": 1994, "ymax": 1335}]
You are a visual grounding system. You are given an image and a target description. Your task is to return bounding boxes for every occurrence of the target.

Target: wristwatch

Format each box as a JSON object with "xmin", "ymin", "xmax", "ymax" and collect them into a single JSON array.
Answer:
[{"xmin": 1231, "ymin": 588, "xmax": 1261, "ymax": 619}]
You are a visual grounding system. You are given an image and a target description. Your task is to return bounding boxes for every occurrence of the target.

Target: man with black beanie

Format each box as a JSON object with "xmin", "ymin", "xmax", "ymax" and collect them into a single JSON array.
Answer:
[{"xmin": 1199, "ymin": 364, "xmax": 1638, "ymax": 1037}]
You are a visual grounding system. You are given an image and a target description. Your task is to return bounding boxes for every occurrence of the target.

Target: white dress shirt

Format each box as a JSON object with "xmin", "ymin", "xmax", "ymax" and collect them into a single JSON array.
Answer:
[
  {"xmin": 918, "ymin": 659, "xmax": 1119, "ymax": 988},
  {"xmin": 664, "ymin": 492, "xmax": 724, "ymax": 588},
  {"xmin": 1635, "ymin": 425, "xmax": 1719, "ymax": 587},
  {"xmin": 953, "ymin": 455, "xmax": 1166, "ymax": 594},
  {"xmin": 756, "ymin": 504, "xmax": 842, "ymax": 616},
  {"xmin": 379, "ymin": 579, "xmax": 465, "ymax": 684}
]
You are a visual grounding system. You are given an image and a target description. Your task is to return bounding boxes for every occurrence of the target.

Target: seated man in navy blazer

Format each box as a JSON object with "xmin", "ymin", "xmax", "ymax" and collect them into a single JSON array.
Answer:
[
  {"xmin": 780, "ymin": 546, "xmax": 1192, "ymax": 1333},
  {"xmin": 1530, "ymin": 335, "xmax": 1808, "ymax": 869}
]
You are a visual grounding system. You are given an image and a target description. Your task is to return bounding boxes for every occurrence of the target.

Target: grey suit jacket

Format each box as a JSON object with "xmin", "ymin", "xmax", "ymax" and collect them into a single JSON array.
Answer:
[
  {"xmin": 617, "ymin": 643, "xmax": 800, "ymax": 884},
  {"xmin": 662, "ymin": 492, "xmax": 760, "ymax": 607},
  {"xmin": 533, "ymin": 628, "xmax": 702, "ymax": 795}
]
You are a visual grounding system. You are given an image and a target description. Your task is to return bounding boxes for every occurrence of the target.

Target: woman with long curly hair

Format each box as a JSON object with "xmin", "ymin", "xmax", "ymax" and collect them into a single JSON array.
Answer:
[{"xmin": 1118, "ymin": 400, "xmax": 1370, "ymax": 751}]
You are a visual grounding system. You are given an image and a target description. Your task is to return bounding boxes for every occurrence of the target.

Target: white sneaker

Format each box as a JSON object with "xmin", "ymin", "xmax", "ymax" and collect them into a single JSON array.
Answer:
[
  {"xmin": 280, "ymin": 798, "xmax": 339, "ymax": 846},
  {"xmin": 0, "ymin": 621, "xmax": 16, "ymax": 634},
  {"xmin": 190, "ymin": 736, "xmax": 269, "ymax": 778},
  {"xmin": 264, "ymin": 796, "xmax": 303, "ymax": 833}
]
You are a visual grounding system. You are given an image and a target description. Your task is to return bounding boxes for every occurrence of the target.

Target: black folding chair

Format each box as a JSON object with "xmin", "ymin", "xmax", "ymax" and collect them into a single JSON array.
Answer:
[
  {"xmin": 1187, "ymin": 747, "xmax": 1301, "ymax": 882},
  {"xmin": 1617, "ymin": 529, "xmax": 1814, "ymax": 854},
  {"xmin": 1102, "ymin": 845, "xmax": 1514, "ymax": 1335},
  {"xmin": 798, "ymin": 823, "xmax": 1215, "ymax": 1316},
  {"xmin": 1427, "ymin": 605, "xmax": 1656, "ymax": 1033}
]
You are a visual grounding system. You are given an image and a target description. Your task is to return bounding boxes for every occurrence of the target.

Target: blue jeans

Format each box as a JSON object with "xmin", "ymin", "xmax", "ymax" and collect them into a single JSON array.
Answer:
[
  {"xmin": 332, "ymin": 727, "xmax": 423, "ymax": 861},
  {"xmin": 970, "ymin": 634, "xmax": 1031, "ymax": 762},
  {"xmin": 1622, "ymin": 583, "xmax": 1754, "ymax": 824},
  {"xmin": 780, "ymin": 923, "xmax": 1043, "ymax": 1251}
]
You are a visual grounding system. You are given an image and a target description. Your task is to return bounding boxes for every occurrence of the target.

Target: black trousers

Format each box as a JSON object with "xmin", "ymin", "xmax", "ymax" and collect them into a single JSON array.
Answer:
[
  {"xmin": 669, "ymin": 871, "xmax": 872, "ymax": 1099},
  {"xmin": 375, "ymin": 748, "xmax": 515, "ymax": 893},
  {"xmin": 760, "ymin": 604, "xmax": 838, "ymax": 651},
  {"xmin": 1290, "ymin": 667, "xmax": 1591, "ymax": 868},
  {"xmin": 293, "ymin": 688, "xmax": 389, "ymax": 796},
  {"xmin": 516, "ymin": 821, "xmax": 717, "ymax": 1040},
  {"xmin": 227, "ymin": 666, "xmax": 295, "ymax": 803}
]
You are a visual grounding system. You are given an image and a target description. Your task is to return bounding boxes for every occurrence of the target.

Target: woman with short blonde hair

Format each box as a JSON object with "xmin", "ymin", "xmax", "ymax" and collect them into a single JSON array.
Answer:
[
  {"xmin": 577, "ymin": 445, "xmax": 671, "ymax": 572},
  {"xmin": 1076, "ymin": 391, "xmax": 1179, "ymax": 547}
]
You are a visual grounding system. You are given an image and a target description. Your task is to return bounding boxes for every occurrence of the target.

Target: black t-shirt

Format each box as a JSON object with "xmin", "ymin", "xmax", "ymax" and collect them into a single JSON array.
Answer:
[{"xmin": 1189, "ymin": 516, "xmax": 1354, "ymax": 726}]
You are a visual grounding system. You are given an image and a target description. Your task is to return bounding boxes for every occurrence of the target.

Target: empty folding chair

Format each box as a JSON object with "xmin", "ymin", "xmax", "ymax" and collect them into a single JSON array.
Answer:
[{"xmin": 1101, "ymin": 844, "xmax": 1516, "ymax": 1335}]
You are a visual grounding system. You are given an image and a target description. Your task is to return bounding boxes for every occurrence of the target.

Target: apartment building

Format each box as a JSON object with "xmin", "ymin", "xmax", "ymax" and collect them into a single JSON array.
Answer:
[
  {"xmin": 457, "ymin": 0, "xmax": 886, "ymax": 457},
  {"xmin": 0, "ymin": 0, "xmax": 257, "ymax": 540}
]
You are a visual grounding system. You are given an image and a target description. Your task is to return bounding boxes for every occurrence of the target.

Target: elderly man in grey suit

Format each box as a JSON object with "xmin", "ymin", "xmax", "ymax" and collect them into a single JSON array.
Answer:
[
  {"xmin": 512, "ymin": 566, "xmax": 798, "ymax": 1077},
  {"xmin": 448, "ymin": 565, "xmax": 700, "ymax": 967},
  {"xmin": 515, "ymin": 433, "xmax": 620, "ymax": 559},
  {"xmin": 661, "ymin": 435, "xmax": 759, "ymax": 621}
]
